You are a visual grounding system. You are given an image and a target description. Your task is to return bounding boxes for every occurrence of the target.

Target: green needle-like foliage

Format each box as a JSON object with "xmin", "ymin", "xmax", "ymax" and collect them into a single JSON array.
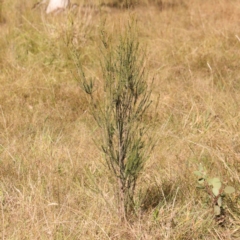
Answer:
[
  {"xmin": 99, "ymin": 21, "xmax": 154, "ymax": 219},
  {"xmin": 74, "ymin": 20, "xmax": 154, "ymax": 220}
]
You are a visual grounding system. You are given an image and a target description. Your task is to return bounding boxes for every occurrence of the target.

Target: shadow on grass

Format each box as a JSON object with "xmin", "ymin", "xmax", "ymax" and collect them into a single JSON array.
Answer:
[
  {"xmin": 140, "ymin": 181, "xmax": 179, "ymax": 211},
  {"xmin": 101, "ymin": 0, "xmax": 188, "ymax": 11}
]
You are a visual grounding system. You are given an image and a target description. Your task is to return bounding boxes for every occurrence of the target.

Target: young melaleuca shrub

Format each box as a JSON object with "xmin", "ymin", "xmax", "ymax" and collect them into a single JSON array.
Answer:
[{"xmin": 73, "ymin": 20, "xmax": 155, "ymax": 220}]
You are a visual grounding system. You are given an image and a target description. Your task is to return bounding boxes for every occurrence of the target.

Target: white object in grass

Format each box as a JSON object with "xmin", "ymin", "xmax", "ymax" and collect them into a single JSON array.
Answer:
[{"xmin": 46, "ymin": 0, "xmax": 69, "ymax": 14}]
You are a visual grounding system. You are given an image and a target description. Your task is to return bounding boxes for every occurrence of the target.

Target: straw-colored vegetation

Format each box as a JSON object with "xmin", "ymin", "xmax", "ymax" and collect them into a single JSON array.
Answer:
[{"xmin": 0, "ymin": 0, "xmax": 240, "ymax": 239}]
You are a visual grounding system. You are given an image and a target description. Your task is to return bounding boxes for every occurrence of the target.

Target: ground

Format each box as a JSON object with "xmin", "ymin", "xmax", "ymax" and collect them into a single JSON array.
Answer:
[{"xmin": 0, "ymin": 0, "xmax": 240, "ymax": 239}]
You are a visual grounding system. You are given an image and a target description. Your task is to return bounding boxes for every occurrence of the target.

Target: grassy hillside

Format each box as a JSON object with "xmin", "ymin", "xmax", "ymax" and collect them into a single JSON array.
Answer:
[{"xmin": 0, "ymin": 0, "xmax": 240, "ymax": 239}]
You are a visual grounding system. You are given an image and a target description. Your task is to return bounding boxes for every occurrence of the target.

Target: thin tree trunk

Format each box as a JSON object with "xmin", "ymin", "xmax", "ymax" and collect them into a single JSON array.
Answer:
[{"xmin": 118, "ymin": 177, "xmax": 126, "ymax": 222}]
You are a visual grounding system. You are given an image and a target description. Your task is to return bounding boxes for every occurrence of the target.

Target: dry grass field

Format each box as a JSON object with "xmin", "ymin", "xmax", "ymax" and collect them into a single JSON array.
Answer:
[{"xmin": 0, "ymin": 0, "xmax": 240, "ymax": 239}]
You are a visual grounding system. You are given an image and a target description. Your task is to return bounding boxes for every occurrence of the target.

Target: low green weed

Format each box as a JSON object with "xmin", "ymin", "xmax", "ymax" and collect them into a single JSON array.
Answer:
[{"xmin": 194, "ymin": 165, "xmax": 235, "ymax": 220}]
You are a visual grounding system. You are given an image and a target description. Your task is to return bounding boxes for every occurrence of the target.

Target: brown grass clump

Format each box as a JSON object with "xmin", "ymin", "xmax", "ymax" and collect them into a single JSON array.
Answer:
[{"xmin": 0, "ymin": 0, "xmax": 240, "ymax": 239}]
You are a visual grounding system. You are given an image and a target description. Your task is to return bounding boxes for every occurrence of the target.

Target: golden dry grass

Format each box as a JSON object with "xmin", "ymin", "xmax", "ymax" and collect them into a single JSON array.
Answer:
[{"xmin": 0, "ymin": 0, "xmax": 240, "ymax": 239}]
